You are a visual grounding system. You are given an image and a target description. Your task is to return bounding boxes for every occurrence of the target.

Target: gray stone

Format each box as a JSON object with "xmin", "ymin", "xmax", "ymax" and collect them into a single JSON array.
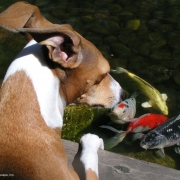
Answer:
[{"xmin": 63, "ymin": 139, "xmax": 180, "ymax": 180}]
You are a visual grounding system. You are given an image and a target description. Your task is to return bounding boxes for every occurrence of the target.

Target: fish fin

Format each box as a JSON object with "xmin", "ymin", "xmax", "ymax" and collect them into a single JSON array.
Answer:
[
  {"xmin": 100, "ymin": 125, "xmax": 126, "ymax": 149},
  {"xmin": 175, "ymin": 114, "xmax": 180, "ymax": 120},
  {"xmin": 123, "ymin": 118, "xmax": 136, "ymax": 123},
  {"xmin": 155, "ymin": 148, "xmax": 165, "ymax": 158},
  {"xmin": 174, "ymin": 147, "xmax": 180, "ymax": 154},
  {"xmin": 100, "ymin": 125, "xmax": 124, "ymax": 134},
  {"xmin": 141, "ymin": 102, "xmax": 152, "ymax": 108},
  {"xmin": 104, "ymin": 132, "xmax": 127, "ymax": 150},
  {"xmin": 132, "ymin": 133, "xmax": 144, "ymax": 141},
  {"xmin": 161, "ymin": 93, "xmax": 168, "ymax": 101}
]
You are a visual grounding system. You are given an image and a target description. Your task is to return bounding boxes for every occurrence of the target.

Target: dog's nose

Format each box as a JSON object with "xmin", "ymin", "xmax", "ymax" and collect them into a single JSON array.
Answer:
[{"xmin": 120, "ymin": 90, "xmax": 126, "ymax": 101}]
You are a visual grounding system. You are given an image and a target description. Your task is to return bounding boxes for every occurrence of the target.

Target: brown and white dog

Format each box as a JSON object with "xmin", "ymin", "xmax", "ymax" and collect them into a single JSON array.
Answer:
[{"xmin": 0, "ymin": 2, "xmax": 125, "ymax": 180}]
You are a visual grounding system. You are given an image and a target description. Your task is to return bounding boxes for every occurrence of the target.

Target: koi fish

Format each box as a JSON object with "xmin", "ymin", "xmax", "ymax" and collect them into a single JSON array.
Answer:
[
  {"xmin": 100, "ymin": 113, "xmax": 168, "ymax": 149},
  {"xmin": 111, "ymin": 67, "xmax": 168, "ymax": 115},
  {"xmin": 140, "ymin": 114, "xmax": 180, "ymax": 158},
  {"xmin": 109, "ymin": 92, "xmax": 138, "ymax": 124}
]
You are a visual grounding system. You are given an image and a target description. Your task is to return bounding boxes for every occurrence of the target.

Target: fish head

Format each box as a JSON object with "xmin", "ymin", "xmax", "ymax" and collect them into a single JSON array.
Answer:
[
  {"xmin": 111, "ymin": 103, "xmax": 126, "ymax": 116},
  {"xmin": 159, "ymin": 103, "xmax": 168, "ymax": 116},
  {"xmin": 140, "ymin": 130, "xmax": 167, "ymax": 150}
]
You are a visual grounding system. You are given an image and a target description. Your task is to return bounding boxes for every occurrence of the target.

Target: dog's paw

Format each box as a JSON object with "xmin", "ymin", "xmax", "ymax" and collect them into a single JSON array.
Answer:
[{"xmin": 80, "ymin": 133, "xmax": 104, "ymax": 151}]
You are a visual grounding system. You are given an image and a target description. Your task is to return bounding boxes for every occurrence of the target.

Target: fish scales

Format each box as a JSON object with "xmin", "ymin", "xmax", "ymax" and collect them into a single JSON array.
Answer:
[
  {"xmin": 101, "ymin": 113, "xmax": 168, "ymax": 149},
  {"xmin": 111, "ymin": 67, "xmax": 168, "ymax": 115},
  {"xmin": 158, "ymin": 116, "xmax": 180, "ymax": 143},
  {"xmin": 140, "ymin": 114, "xmax": 180, "ymax": 156}
]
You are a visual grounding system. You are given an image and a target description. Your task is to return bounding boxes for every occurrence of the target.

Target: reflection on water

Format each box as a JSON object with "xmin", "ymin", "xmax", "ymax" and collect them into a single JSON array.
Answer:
[{"xmin": 1, "ymin": 0, "xmax": 180, "ymax": 169}]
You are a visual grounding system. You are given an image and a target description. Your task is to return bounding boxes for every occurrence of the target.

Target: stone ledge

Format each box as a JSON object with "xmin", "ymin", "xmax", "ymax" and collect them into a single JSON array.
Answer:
[{"xmin": 62, "ymin": 139, "xmax": 180, "ymax": 180}]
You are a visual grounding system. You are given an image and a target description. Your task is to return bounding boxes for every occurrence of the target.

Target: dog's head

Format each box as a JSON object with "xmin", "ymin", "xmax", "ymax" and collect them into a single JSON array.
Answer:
[{"xmin": 0, "ymin": 1, "xmax": 125, "ymax": 108}]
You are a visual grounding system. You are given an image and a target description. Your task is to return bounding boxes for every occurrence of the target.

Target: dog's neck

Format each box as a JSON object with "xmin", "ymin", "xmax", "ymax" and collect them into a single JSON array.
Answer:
[{"xmin": 3, "ymin": 40, "xmax": 66, "ymax": 129}]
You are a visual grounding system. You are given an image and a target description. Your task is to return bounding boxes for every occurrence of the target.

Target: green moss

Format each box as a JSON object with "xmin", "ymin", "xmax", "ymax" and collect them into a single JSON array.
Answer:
[{"xmin": 61, "ymin": 105, "xmax": 94, "ymax": 142}]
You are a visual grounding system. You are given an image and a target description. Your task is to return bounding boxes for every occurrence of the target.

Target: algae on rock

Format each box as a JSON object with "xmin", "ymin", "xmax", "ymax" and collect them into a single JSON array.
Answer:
[{"xmin": 62, "ymin": 105, "xmax": 94, "ymax": 141}]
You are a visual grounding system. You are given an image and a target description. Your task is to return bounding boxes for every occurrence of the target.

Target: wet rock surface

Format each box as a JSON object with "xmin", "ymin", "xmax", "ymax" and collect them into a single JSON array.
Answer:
[{"xmin": 63, "ymin": 139, "xmax": 180, "ymax": 180}]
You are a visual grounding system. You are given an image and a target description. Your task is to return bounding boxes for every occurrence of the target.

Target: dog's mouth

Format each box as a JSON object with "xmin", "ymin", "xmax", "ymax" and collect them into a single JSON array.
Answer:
[{"xmin": 92, "ymin": 104, "xmax": 105, "ymax": 108}]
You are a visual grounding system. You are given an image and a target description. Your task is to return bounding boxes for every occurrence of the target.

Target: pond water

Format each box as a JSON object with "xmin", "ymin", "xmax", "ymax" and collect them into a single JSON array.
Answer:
[{"xmin": 1, "ymin": 0, "xmax": 180, "ymax": 170}]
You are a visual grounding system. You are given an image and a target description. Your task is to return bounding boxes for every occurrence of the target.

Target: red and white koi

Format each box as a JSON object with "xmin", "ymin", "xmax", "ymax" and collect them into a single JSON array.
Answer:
[
  {"xmin": 109, "ymin": 92, "xmax": 138, "ymax": 124},
  {"xmin": 100, "ymin": 113, "xmax": 168, "ymax": 149}
]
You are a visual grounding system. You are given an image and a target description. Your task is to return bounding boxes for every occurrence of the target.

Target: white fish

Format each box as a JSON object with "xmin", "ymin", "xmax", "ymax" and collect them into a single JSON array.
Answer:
[{"xmin": 109, "ymin": 92, "xmax": 138, "ymax": 124}]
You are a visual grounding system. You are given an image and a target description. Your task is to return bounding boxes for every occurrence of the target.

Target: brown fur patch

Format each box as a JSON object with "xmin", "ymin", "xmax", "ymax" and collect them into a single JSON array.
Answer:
[
  {"xmin": 86, "ymin": 169, "xmax": 98, "ymax": 180},
  {"xmin": 0, "ymin": 71, "xmax": 79, "ymax": 180}
]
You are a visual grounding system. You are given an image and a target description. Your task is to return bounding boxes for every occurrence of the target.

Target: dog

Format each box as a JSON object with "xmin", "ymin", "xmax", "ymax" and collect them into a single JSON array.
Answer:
[{"xmin": 0, "ymin": 2, "xmax": 125, "ymax": 180}]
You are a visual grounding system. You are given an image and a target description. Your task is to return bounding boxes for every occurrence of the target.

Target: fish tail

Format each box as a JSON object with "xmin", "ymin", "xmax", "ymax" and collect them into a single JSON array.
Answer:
[
  {"xmin": 100, "ymin": 125, "xmax": 126, "ymax": 149},
  {"xmin": 105, "ymin": 132, "xmax": 126, "ymax": 149},
  {"xmin": 131, "ymin": 91, "xmax": 139, "ymax": 98},
  {"xmin": 116, "ymin": 67, "xmax": 129, "ymax": 73},
  {"xmin": 111, "ymin": 67, "xmax": 129, "ymax": 74}
]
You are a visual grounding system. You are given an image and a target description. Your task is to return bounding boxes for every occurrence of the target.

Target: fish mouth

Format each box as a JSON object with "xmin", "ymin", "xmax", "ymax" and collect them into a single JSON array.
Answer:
[{"xmin": 109, "ymin": 113, "xmax": 119, "ymax": 120}]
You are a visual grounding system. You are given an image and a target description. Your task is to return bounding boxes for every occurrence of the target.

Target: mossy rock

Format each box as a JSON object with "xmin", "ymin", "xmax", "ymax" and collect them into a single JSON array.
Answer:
[
  {"xmin": 108, "ymin": 4, "xmax": 122, "ymax": 15},
  {"xmin": 126, "ymin": 20, "xmax": 140, "ymax": 30},
  {"xmin": 173, "ymin": 70, "xmax": 180, "ymax": 86},
  {"xmin": 110, "ymin": 42, "xmax": 131, "ymax": 57},
  {"xmin": 62, "ymin": 105, "xmax": 94, "ymax": 141},
  {"xmin": 104, "ymin": 36, "xmax": 118, "ymax": 44},
  {"xmin": 50, "ymin": 9, "xmax": 70, "ymax": 19},
  {"xmin": 0, "ymin": 29, "xmax": 24, "ymax": 78}
]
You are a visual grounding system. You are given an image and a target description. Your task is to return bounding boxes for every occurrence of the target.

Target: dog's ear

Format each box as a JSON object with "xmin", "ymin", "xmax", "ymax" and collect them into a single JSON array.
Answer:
[
  {"xmin": 20, "ymin": 27, "xmax": 82, "ymax": 69},
  {"xmin": 0, "ymin": 1, "xmax": 52, "ymax": 32},
  {"xmin": 0, "ymin": 1, "xmax": 82, "ymax": 68}
]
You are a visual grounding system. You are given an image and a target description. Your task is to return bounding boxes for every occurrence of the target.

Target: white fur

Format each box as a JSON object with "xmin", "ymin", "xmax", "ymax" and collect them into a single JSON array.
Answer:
[
  {"xmin": 80, "ymin": 134, "xmax": 104, "ymax": 177},
  {"xmin": 110, "ymin": 77, "xmax": 122, "ymax": 107},
  {"xmin": 3, "ymin": 40, "xmax": 66, "ymax": 129}
]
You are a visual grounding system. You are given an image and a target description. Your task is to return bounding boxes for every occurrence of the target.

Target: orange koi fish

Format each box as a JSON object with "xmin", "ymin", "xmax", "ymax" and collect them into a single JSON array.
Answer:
[{"xmin": 101, "ymin": 113, "xmax": 168, "ymax": 149}]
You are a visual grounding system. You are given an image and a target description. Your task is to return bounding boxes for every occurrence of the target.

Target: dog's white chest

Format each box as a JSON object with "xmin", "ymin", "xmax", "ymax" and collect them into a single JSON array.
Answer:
[{"xmin": 3, "ymin": 40, "xmax": 66, "ymax": 129}]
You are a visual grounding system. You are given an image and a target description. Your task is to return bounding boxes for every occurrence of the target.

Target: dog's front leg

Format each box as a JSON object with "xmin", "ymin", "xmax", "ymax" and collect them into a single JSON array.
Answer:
[{"xmin": 72, "ymin": 134, "xmax": 104, "ymax": 180}]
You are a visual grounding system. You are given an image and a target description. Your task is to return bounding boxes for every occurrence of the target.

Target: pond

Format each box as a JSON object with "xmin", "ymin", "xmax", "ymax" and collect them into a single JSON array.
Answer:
[{"xmin": 0, "ymin": 0, "xmax": 180, "ymax": 170}]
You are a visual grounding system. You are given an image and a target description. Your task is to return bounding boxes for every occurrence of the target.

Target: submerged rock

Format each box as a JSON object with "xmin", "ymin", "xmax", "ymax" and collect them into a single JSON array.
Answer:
[
  {"xmin": 108, "ymin": 4, "xmax": 122, "ymax": 15},
  {"xmin": 173, "ymin": 70, "xmax": 180, "ymax": 86},
  {"xmin": 110, "ymin": 42, "xmax": 131, "ymax": 57},
  {"xmin": 150, "ymin": 49, "xmax": 171, "ymax": 61},
  {"xmin": 126, "ymin": 19, "xmax": 140, "ymax": 30}
]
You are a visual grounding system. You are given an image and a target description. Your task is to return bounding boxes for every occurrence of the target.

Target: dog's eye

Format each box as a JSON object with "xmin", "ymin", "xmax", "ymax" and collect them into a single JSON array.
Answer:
[{"xmin": 95, "ymin": 73, "xmax": 107, "ymax": 85}]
